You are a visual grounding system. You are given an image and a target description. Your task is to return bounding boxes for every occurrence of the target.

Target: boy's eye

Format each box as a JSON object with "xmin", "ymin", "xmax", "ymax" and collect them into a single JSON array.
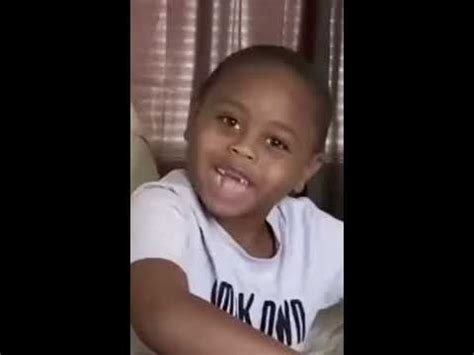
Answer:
[
  {"xmin": 267, "ymin": 137, "xmax": 289, "ymax": 151},
  {"xmin": 218, "ymin": 115, "xmax": 240, "ymax": 130}
]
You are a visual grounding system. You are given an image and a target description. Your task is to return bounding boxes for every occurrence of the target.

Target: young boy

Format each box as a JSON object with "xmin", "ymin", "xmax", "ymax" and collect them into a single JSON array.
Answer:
[{"xmin": 131, "ymin": 45, "xmax": 343, "ymax": 354}]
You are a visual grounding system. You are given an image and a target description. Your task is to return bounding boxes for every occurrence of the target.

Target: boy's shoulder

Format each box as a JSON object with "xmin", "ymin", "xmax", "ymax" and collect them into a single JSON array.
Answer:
[
  {"xmin": 131, "ymin": 169, "xmax": 197, "ymax": 211},
  {"xmin": 132, "ymin": 169, "xmax": 193, "ymax": 197},
  {"xmin": 274, "ymin": 195, "xmax": 343, "ymax": 237},
  {"xmin": 274, "ymin": 196, "xmax": 343, "ymax": 276}
]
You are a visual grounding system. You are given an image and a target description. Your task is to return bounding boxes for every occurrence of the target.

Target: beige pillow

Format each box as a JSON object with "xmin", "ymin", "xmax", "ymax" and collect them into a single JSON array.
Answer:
[
  {"xmin": 303, "ymin": 302, "xmax": 343, "ymax": 355},
  {"xmin": 131, "ymin": 104, "xmax": 159, "ymax": 192},
  {"xmin": 131, "ymin": 135, "xmax": 160, "ymax": 192}
]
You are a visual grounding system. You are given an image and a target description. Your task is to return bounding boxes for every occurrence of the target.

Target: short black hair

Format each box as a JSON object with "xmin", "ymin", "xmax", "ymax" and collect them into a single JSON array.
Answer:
[{"xmin": 194, "ymin": 45, "xmax": 332, "ymax": 152}]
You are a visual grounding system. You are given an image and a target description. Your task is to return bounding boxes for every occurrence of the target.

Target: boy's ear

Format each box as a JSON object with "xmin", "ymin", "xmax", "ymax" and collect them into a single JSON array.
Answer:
[
  {"xmin": 184, "ymin": 127, "xmax": 190, "ymax": 141},
  {"xmin": 184, "ymin": 96, "xmax": 200, "ymax": 142},
  {"xmin": 184, "ymin": 120, "xmax": 191, "ymax": 141},
  {"xmin": 293, "ymin": 152, "xmax": 325, "ymax": 194}
]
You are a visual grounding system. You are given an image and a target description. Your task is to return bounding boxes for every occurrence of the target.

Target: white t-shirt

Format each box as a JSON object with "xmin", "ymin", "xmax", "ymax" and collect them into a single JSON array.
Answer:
[{"xmin": 131, "ymin": 169, "xmax": 343, "ymax": 352}]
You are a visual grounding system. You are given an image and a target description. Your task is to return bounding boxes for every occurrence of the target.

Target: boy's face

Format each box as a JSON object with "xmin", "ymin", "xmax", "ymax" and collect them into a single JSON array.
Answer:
[{"xmin": 186, "ymin": 65, "xmax": 323, "ymax": 219}]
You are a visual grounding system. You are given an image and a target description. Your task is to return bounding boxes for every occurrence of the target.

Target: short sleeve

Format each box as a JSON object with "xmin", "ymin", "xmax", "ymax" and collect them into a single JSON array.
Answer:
[
  {"xmin": 297, "ymin": 197, "xmax": 343, "ymax": 308},
  {"xmin": 324, "ymin": 267, "xmax": 343, "ymax": 306},
  {"xmin": 131, "ymin": 184, "xmax": 192, "ymax": 274},
  {"xmin": 320, "ymin": 218, "xmax": 343, "ymax": 307}
]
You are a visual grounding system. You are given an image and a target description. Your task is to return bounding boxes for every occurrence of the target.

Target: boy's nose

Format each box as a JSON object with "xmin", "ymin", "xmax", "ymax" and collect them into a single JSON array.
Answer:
[{"xmin": 229, "ymin": 143, "xmax": 256, "ymax": 161}]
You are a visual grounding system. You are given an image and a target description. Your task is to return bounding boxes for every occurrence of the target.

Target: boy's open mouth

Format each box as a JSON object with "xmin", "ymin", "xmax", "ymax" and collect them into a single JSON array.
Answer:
[
  {"xmin": 212, "ymin": 165, "xmax": 255, "ymax": 197},
  {"xmin": 215, "ymin": 166, "xmax": 250, "ymax": 187}
]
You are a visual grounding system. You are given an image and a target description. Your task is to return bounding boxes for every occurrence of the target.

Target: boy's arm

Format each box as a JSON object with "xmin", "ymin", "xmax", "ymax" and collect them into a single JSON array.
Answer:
[{"xmin": 131, "ymin": 259, "xmax": 298, "ymax": 355}]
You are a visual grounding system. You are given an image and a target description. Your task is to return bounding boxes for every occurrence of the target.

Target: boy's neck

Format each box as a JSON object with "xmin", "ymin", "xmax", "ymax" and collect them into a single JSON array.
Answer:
[{"xmin": 215, "ymin": 213, "xmax": 276, "ymax": 258}]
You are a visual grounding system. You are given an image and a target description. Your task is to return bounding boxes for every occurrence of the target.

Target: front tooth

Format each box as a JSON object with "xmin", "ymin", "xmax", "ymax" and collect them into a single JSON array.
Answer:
[{"xmin": 217, "ymin": 168, "xmax": 226, "ymax": 175}]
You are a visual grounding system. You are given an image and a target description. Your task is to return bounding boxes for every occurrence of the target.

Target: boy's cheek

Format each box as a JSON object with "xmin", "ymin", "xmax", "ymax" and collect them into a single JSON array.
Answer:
[{"xmin": 262, "ymin": 164, "xmax": 298, "ymax": 190}]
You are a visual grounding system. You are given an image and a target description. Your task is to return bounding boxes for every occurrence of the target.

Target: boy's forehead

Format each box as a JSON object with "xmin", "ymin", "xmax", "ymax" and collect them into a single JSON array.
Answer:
[{"xmin": 205, "ymin": 65, "xmax": 316, "ymax": 111}]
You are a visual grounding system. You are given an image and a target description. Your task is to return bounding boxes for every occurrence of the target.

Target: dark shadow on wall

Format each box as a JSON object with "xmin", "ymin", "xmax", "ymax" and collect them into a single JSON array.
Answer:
[
  {"xmin": 308, "ymin": 162, "xmax": 344, "ymax": 221},
  {"xmin": 305, "ymin": 0, "xmax": 344, "ymax": 221}
]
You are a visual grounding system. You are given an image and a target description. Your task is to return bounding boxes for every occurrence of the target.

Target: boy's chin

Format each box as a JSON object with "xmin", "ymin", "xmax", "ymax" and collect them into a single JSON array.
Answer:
[{"xmin": 201, "ymin": 197, "xmax": 258, "ymax": 220}]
